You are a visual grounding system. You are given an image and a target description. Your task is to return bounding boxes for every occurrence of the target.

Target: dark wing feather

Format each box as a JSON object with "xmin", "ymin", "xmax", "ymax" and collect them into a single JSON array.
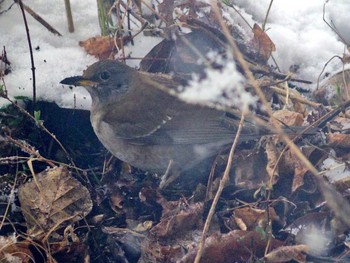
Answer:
[{"xmin": 101, "ymin": 70, "xmax": 263, "ymax": 145}]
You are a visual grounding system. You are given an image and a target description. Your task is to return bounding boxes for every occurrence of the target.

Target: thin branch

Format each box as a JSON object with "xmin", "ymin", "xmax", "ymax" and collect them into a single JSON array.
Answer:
[
  {"xmin": 17, "ymin": 0, "xmax": 36, "ymax": 111},
  {"xmin": 262, "ymin": 0, "xmax": 273, "ymax": 31}
]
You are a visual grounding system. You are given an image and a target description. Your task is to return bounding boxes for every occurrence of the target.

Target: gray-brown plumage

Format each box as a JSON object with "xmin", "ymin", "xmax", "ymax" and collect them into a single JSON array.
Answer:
[{"xmin": 60, "ymin": 60, "xmax": 279, "ymax": 174}]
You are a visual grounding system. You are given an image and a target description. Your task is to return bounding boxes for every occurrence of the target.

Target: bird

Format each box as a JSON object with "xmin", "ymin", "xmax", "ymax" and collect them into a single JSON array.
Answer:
[{"xmin": 60, "ymin": 60, "xmax": 307, "ymax": 177}]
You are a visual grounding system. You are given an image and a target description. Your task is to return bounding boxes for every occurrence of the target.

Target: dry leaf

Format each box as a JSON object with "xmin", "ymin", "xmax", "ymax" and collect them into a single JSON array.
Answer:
[
  {"xmin": 250, "ymin": 23, "xmax": 276, "ymax": 62},
  {"xmin": 281, "ymin": 150, "xmax": 309, "ymax": 193},
  {"xmin": 18, "ymin": 166, "xmax": 93, "ymax": 237},
  {"xmin": 234, "ymin": 149, "xmax": 269, "ymax": 189},
  {"xmin": 266, "ymin": 139, "xmax": 280, "ymax": 185},
  {"xmin": 327, "ymin": 133, "xmax": 350, "ymax": 148},
  {"xmin": 234, "ymin": 216, "xmax": 247, "ymax": 231},
  {"xmin": 79, "ymin": 36, "xmax": 132, "ymax": 60},
  {"xmin": 151, "ymin": 202, "xmax": 204, "ymax": 237},
  {"xmin": 233, "ymin": 206, "xmax": 278, "ymax": 230},
  {"xmin": 0, "ymin": 236, "xmax": 33, "ymax": 263},
  {"xmin": 265, "ymin": 244, "xmax": 309, "ymax": 263},
  {"xmin": 272, "ymin": 109, "xmax": 304, "ymax": 127},
  {"xmin": 158, "ymin": 0, "xmax": 175, "ymax": 24},
  {"xmin": 79, "ymin": 36, "xmax": 115, "ymax": 59},
  {"xmin": 179, "ymin": 230, "xmax": 283, "ymax": 263}
]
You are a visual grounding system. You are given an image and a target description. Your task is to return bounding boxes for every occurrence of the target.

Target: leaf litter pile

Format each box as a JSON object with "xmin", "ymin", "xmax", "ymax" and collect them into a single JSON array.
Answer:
[{"xmin": 1, "ymin": 1, "xmax": 350, "ymax": 262}]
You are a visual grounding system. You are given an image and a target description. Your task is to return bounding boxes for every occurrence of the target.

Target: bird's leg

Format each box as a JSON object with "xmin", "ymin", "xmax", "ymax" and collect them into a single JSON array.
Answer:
[{"xmin": 159, "ymin": 159, "xmax": 182, "ymax": 189}]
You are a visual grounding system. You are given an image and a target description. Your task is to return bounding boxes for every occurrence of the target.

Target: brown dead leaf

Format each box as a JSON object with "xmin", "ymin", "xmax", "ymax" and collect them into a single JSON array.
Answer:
[
  {"xmin": 79, "ymin": 36, "xmax": 115, "ymax": 59},
  {"xmin": 250, "ymin": 23, "xmax": 276, "ymax": 62},
  {"xmin": 328, "ymin": 116, "xmax": 350, "ymax": 132},
  {"xmin": 79, "ymin": 36, "xmax": 132, "ymax": 60},
  {"xmin": 0, "ymin": 236, "xmax": 33, "ymax": 263},
  {"xmin": 327, "ymin": 133, "xmax": 350, "ymax": 148},
  {"xmin": 234, "ymin": 149, "xmax": 269, "ymax": 189},
  {"xmin": 158, "ymin": 0, "xmax": 175, "ymax": 24},
  {"xmin": 179, "ymin": 230, "xmax": 283, "ymax": 263},
  {"xmin": 334, "ymin": 176, "xmax": 350, "ymax": 193},
  {"xmin": 266, "ymin": 139, "xmax": 280, "ymax": 185},
  {"xmin": 151, "ymin": 202, "xmax": 204, "ymax": 237},
  {"xmin": 272, "ymin": 109, "xmax": 305, "ymax": 127},
  {"xmin": 265, "ymin": 244, "xmax": 309, "ymax": 263},
  {"xmin": 18, "ymin": 166, "xmax": 92, "ymax": 237},
  {"xmin": 233, "ymin": 206, "xmax": 278, "ymax": 231},
  {"xmin": 110, "ymin": 191, "xmax": 125, "ymax": 210},
  {"xmin": 282, "ymin": 150, "xmax": 309, "ymax": 193}
]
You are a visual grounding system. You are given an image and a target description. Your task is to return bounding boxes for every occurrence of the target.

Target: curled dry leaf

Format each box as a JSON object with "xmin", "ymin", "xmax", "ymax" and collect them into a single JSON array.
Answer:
[
  {"xmin": 18, "ymin": 166, "xmax": 93, "ymax": 237},
  {"xmin": 265, "ymin": 244, "xmax": 309, "ymax": 263},
  {"xmin": 250, "ymin": 23, "xmax": 276, "ymax": 63}
]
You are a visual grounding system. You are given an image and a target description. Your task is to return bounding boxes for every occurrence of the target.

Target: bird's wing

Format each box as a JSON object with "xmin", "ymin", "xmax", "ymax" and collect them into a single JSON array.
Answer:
[
  {"xmin": 122, "ymin": 106, "xmax": 261, "ymax": 145},
  {"xmin": 100, "ymin": 71, "xmax": 263, "ymax": 145}
]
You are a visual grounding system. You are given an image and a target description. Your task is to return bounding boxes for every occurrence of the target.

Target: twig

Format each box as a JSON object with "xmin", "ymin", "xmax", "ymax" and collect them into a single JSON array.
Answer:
[
  {"xmin": 262, "ymin": 0, "xmax": 273, "ymax": 31},
  {"xmin": 0, "ymin": 1, "xmax": 15, "ymax": 15},
  {"xmin": 14, "ymin": 0, "xmax": 62, "ymax": 36},
  {"xmin": 269, "ymin": 85, "xmax": 321, "ymax": 107},
  {"xmin": 229, "ymin": 4, "xmax": 253, "ymax": 30},
  {"xmin": 17, "ymin": 0, "xmax": 36, "ymax": 111},
  {"xmin": 6, "ymin": 136, "xmax": 55, "ymax": 167},
  {"xmin": 316, "ymin": 55, "xmax": 342, "ymax": 90},
  {"xmin": 341, "ymin": 48, "xmax": 350, "ymax": 100},
  {"xmin": 0, "ymin": 173, "xmax": 17, "ymax": 231},
  {"xmin": 2, "ymin": 91, "xmax": 76, "ymax": 167},
  {"xmin": 323, "ymin": 2, "xmax": 348, "ymax": 46},
  {"xmin": 64, "ymin": 0, "xmax": 74, "ymax": 33}
]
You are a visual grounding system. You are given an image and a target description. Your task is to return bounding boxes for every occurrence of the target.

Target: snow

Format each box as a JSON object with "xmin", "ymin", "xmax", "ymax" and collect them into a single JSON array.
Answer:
[
  {"xmin": 0, "ymin": 0, "xmax": 349, "ymax": 109},
  {"xmin": 321, "ymin": 157, "xmax": 350, "ymax": 182},
  {"xmin": 230, "ymin": 0, "xmax": 349, "ymax": 84},
  {"xmin": 179, "ymin": 59, "xmax": 255, "ymax": 110}
]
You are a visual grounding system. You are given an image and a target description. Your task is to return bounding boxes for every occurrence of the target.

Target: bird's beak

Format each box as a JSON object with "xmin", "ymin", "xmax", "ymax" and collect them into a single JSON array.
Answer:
[{"xmin": 60, "ymin": 76, "xmax": 98, "ymax": 87}]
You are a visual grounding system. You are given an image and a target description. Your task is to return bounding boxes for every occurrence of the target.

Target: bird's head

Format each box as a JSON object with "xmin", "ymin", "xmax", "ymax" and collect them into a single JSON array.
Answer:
[{"xmin": 60, "ymin": 60, "xmax": 132, "ymax": 105}]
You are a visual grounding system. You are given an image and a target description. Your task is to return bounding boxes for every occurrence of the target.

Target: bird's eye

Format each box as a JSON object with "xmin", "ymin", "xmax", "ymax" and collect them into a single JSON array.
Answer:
[{"xmin": 100, "ymin": 71, "xmax": 110, "ymax": 81}]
